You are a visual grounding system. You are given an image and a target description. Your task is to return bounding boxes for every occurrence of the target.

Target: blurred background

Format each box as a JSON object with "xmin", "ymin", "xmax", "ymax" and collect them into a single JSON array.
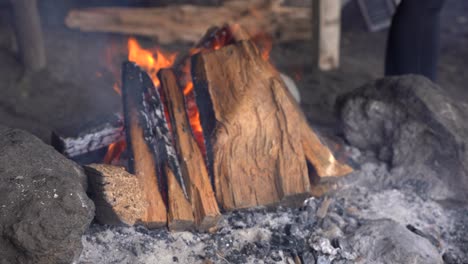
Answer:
[{"xmin": 0, "ymin": 0, "xmax": 466, "ymax": 143}]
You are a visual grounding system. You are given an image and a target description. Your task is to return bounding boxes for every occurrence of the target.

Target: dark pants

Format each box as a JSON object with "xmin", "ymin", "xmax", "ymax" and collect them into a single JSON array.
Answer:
[{"xmin": 385, "ymin": 0, "xmax": 446, "ymax": 81}]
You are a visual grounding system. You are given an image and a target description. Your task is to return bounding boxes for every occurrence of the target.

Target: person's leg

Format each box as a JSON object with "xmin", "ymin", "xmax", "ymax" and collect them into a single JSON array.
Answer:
[{"xmin": 385, "ymin": 0, "xmax": 446, "ymax": 81}]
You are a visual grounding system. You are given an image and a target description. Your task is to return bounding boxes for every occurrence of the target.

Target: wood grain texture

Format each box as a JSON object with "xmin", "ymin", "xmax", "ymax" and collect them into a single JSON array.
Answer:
[
  {"xmin": 122, "ymin": 62, "xmax": 167, "ymax": 228},
  {"xmin": 166, "ymin": 165, "xmax": 195, "ymax": 231},
  {"xmin": 127, "ymin": 111, "xmax": 167, "ymax": 228},
  {"xmin": 192, "ymin": 40, "xmax": 311, "ymax": 210},
  {"xmin": 84, "ymin": 164, "xmax": 145, "ymax": 226},
  {"xmin": 159, "ymin": 69, "xmax": 221, "ymax": 231}
]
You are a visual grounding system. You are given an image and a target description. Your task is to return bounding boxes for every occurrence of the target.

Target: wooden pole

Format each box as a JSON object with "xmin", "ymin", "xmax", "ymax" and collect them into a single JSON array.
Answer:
[
  {"xmin": 10, "ymin": 0, "xmax": 46, "ymax": 72},
  {"xmin": 311, "ymin": 0, "xmax": 341, "ymax": 71}
]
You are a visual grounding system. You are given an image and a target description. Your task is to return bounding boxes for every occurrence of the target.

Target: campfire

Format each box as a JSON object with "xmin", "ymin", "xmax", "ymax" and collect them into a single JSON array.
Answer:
[{"xmin": 53, "ymin": 24, "xmax": 352, "ymax": 232}]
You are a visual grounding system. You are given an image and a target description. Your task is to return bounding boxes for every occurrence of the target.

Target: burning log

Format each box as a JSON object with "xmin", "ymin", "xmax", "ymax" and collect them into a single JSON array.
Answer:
[
  {"xmin": 191, "ymin": 34, "xmax": 352, "ymax": 210},
  {"xmin": 159, "ymin": 69, "xmax": 221, "ymax": 231},
  {"xmin": 64, "ymin": 0, "xmax": 310, "ymax": 44},
  {"xmin": 51, "ymin": 113, "xmax": 124, "ymax": 158},
  {"xmin": 84, "ymin": 164, "xmax": 145, "ymax": 226},
  {"xmin": 123, "ymin": 61, "xmax": 196, "ymax": 230},
  {"xmin": 121, "ymin": 62, "xmax": 167, "ymax": 228},
  {"xmin": 140, "ymin": 66, "xmax": 195, "ymax": 231},
  {"xmin": 191, "ymin": 40, "xmax": 312, "ymax": 210}
]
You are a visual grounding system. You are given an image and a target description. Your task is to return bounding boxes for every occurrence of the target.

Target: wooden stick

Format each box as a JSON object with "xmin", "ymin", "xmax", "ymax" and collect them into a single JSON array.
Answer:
[
  {"xmin": 165, "ymin": 165, "xmax": 195, "ymax": 231},
  {"xmin": 65, "ymin": 0, "xmax": 310, "ymax": 44},
  {"xmin": 191, "ymin": 40, "xmax": 311, "ymax": 210},
  {"xmin": 311, "ymin": 0, "xmax": 341, "ymax": 70},
  {"xmin": 159, "ymin": 69, "xmax": 221, "ymax": 231},
  {"xmin": 10, "ymin": 0, "xmax": 46, "ymax": 71},
  {"xmin": 122, "ymin": 62, "xmax": 167, "ymax": 228}
]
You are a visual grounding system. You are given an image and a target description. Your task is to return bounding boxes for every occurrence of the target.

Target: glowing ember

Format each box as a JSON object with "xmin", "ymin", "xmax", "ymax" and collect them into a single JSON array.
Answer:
[
  {"xmin": 183, "ymin": 82, "xmax": 193, "ymax": 96},
  {"xmin": 104, "ymin": 140, "xmax": 126, "ymax": 164},
  {"xmin": 113, "ymin": 82, "xmax": 122, "ymax": 96}
]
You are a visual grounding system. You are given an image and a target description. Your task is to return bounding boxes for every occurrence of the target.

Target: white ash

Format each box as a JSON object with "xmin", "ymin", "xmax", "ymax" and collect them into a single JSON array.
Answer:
[{"xmin": 78, "ymin": 151, "xmax": 468, "ymax": 264}]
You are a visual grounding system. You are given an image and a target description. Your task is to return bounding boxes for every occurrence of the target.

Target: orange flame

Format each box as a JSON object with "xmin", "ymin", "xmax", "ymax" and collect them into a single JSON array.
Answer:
[
  {"xmin": 104, "ymin": 140, "xmax": 126, "ymax": 164},
  {"xmin": 104, "ymin": 29, "xmax": 273, "ymax": 164},
  {"xmin": 127, "ymin": 37, "xmax": 177, "ymax": 87}
]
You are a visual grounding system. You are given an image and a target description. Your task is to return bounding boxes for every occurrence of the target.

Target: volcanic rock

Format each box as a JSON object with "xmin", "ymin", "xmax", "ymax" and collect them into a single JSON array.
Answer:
[
  {"xmin": 0, "ymin": 125, "xmax": 94, "ymax": 264},
  {"xmin": 348, "ymin": 219, "xmax": 443, "ymax": 264},
  {"xmin": 337, "ymin": 75, "xmax": 468, "ymax": 201}
]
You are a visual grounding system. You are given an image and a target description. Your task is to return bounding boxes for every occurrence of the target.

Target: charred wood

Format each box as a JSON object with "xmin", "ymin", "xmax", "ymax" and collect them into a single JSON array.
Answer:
[
  {"xmin": 159, "ymin": 69, "xmax": 221, "ymax": 231},
  {"xmin": 51, "ymin": 113, "xmax": 124, "ymax": 158},
  {"xmin": 122, "ymin": 61, "xmax": 167, "ymax": 228}
]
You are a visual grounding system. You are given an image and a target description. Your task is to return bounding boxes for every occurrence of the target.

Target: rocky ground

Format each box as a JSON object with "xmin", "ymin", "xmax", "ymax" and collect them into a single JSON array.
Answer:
[{"xmin": 78, "ymin": 146, "xmax": 468, "ymax": 263}]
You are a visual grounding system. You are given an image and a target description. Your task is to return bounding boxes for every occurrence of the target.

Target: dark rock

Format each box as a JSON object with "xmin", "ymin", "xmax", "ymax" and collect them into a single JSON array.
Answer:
[
  {"xmin": 0, "ymin": 126, "xmax": 94, "ymax": 264},
  {"xmin": 270, "ymin": 251, "xmax": 283, "ymax": 261},
  {"xmin": 301, "ymin": 251, "xmax": 316, "ymax": 264},
  {"xmin": 337, "ymin": 75, "xmax": 468, "ymax": 201},
  {"xmin": 348, "ymin": 219, "xmax": 443, "ymax": 264},
  {"xmin": 442, "ymin": 250, "xmax": 463, "ymax": 264}
]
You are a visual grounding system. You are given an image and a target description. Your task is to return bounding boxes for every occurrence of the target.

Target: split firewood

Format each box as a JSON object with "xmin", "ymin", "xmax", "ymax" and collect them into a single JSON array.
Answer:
[
  {"xmin": 123, "ymin": 61, "xmax": 196, "ymax": 230},
  {"xmin": 122, "ymin": 62, "xmax": 167, "ymax": 228},
  {"xmin": 140, "ymin": 68, "xmax": 195, "ymax": 230},
  {"xmin": 65, "ymin": 0, "xmax": 310, "ymax": 44},
  {"xmin": 301, "ymin": 118, "xmax": 353, "ymax": 182},
  {"xmin": 51, "ymin": 113, "xmax": 125, "ymax": 158},
  {"xmin": 84, "ymin": 164, "xmax": 145, "ymax": 226},
  {"xmin": 165, "ymin": 164, "xmax": 195, "ymax": 231},
  {"xmin": 191, "ymin": 40, "xmax": 311, "ymax": 210},
  {"xmin": 159, "ymin": 69, "xmax": 221, "ymax": 231}
]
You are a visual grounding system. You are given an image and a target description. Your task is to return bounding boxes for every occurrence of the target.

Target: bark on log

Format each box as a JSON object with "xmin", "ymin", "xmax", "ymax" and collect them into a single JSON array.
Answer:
[
  {"xmin": 65, "ymin": 0, "xmax": 310, "ymax": 44},
  {"xmin": 159, "ymin": 69, "xmax": 221, "ymax": 231},
  {"xmin": 10, "ymin": 0, "xmax": 46, "ymax": 71},
  {"xmin": 122, "ymin": 62, "xmax": 167, "ymax": 228},
  {"xmin": 84, "ymin": 164, "xmax": 146, "ymax": 226},
  {"xmin": 191, "ymin": 40, "xmax": 311, "ymax": 210}
]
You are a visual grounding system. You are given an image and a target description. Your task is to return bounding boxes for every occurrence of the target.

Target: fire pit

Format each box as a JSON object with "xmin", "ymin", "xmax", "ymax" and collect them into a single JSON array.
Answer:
[
  {"xmin": 1, "ymin": 0, "xmax": 468, "ymax": 263},
  {"xmin": 53, "ymin": 24, "xmax": 352, "ymax": 232}
]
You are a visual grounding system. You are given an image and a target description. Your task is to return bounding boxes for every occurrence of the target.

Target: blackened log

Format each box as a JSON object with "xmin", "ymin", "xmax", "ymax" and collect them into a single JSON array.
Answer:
[
  {"xmin": 122, "ymin": 61, "xmax": 167, "ymax": 228},
  {"xmin": 159, "ymin": 69, "xmax": 220, "ymax": 231},
  {"xmin": 51, "ymin": 113, "xmax": 124, "ymax": 158},
  {"xmin": 140, "ymin": 71, "xmax": 188, "ymax": 199},
  {"xmin": 137, "ymin": 66, "xmax": 193, "ymax": 230}
]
